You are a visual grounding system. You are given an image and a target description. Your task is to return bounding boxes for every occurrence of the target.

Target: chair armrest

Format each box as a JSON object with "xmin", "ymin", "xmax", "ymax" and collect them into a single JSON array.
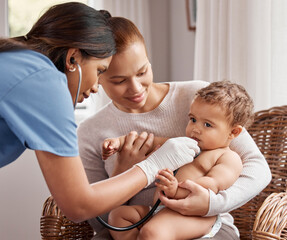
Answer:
[
  {"xmin": 40, "ymin": 196, "xmax": 94, "ymax": 239},
  {"xmin": 252, "ymin": 191, "xmax": 287, "ymax": 239}
]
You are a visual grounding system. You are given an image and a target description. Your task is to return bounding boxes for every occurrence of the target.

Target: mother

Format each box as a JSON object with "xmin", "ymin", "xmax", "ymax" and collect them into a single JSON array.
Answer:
[
  {"xmin": 0, "ymin": 2, "xmax": 198, "ymax": 223},
  {"xmin": 78, "ymin": 15, "xmax": 271, "ymax": 239}
]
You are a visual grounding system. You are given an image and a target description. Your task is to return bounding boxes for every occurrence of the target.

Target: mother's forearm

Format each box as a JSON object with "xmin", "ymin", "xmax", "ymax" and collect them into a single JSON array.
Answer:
[{"xmin": 206, "ymin": 130, "xmax": 271, "ymax": 216}]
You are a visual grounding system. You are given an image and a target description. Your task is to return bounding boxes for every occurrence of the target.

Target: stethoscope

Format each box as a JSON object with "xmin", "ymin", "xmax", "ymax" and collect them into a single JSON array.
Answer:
[
  {"xmin": 70, "ymin": 58, "xmax": 82, "ymax": 109},
  {"xmin": 73, "ymin": 62, "xmax": 82, "ymax": 109},
  {"xmin": 96, "ymin": 199, "xmax": 161, "ymax": 231},
  {"xmin": 97, "ymin": 169, "xmax": 179, "ymax": 231},
  {"xmin": 72, "ymin": 63, "xmax": 176, "ymax": 231}
]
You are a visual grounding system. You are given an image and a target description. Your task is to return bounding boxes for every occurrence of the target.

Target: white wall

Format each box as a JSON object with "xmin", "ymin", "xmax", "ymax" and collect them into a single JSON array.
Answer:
[
  {"xmin": 148, "ymin": 0, "xmax": 170, "ymax": 82},
  {"xmin": 169, "ymin": 0, "xmax": 196, "ymax": 81},
  {"xmin": 148, "ymin": 0, "xmax": 196, "ymax": 83},
  {"xmin": 0, "ymin": 150, "xmax": 50, "ymax": 240}
]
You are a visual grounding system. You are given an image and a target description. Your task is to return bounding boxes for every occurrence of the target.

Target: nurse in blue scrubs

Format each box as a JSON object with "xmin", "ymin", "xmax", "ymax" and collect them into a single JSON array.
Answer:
[{"xmin": 0, "ymin": 2, "xmax": 199, "ymax": 222}]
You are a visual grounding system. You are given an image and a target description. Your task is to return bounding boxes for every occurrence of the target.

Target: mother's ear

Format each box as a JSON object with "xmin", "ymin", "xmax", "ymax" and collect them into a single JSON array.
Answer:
[{"xmin": 229, "ymin": 125, "xmax": 243, "ymax": 139}]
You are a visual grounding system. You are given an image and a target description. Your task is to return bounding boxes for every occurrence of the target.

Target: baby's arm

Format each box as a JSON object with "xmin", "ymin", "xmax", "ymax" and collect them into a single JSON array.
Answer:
[
  {"xmin": 195, "ymin": 150, "xmax": 243, "ymax": 194},
  {"xmin": 155, "ymin": 168, "xmax": 178, "ymax": 199},
  {"xmin": 160, "ymin": 150, "xmax": 243, "ymax": 200},
  {"xmin": 102, "ymin": 136, "xmax": 125, "ymax": 160},
  {"xmin": 102, "ymin": 132, "xmax": 168, "ymax": 160}
]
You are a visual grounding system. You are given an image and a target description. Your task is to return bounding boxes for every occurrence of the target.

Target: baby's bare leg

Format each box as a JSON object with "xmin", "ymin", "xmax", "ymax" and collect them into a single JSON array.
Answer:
[
  {"xmin": 138, "ymin": 207, "xmax": 216, "ymax": 240},
  {"xmin": 108, "ymin": 205, "xmax": 150, "ymax": 240}
]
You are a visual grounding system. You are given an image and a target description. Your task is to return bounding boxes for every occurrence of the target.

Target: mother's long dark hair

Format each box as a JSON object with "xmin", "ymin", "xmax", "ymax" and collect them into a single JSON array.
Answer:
[{"xmin": 0, "ymin": 2, "xmax": 116, "ymax": 72}]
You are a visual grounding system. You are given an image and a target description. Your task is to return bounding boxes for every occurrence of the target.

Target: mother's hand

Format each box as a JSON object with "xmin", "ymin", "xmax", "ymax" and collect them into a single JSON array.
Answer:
[
  {"xmin": 112, "ymin": 131, "xmax": 154, "ymax": 176},
  {"xmin": 159, "ymin": 179, "xmax": 210, "ymax": 216}
]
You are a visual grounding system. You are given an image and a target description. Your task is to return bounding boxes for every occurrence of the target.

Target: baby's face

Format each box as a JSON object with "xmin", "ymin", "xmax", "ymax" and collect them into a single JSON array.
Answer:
[{"xmin": 186, "ymin": 98, "xmax": 233, "ymax": 150}]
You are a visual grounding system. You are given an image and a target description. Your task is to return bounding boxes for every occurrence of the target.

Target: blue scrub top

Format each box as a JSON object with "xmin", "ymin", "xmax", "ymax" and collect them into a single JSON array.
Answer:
[{"xmin": 0, "ymin": 50, "xmax": 79, "ymax": 167}]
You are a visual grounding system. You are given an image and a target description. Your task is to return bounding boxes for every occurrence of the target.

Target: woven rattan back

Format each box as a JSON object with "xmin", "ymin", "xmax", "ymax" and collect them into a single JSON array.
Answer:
[
  {"xmin": 40, "ymin": 196, "xmax": 94, "ymax": 239},
  {"xmin": 231, "ymin": 105, "xmax": 287, "ymax": 239}
]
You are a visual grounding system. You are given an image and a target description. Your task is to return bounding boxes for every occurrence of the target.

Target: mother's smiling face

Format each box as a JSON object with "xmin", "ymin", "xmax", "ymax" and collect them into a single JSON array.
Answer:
[{"xmin": 99, "ymin": 41, "xmax": 154, "ymax": 113}]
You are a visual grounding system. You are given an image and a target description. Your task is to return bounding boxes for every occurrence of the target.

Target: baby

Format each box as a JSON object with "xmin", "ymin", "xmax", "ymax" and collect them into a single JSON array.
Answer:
[{"xmin": 102, "ymin": 80, "xmax": 254, "ymax": 240}]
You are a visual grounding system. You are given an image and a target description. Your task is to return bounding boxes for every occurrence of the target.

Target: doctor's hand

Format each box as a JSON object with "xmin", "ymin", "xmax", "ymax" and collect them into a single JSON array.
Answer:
[
  {"xmin": 136, "ymin": 137, "xmax": 200, "ymax": 186},
  {"xmin": 159, "ymin": 179, "xmax": 209, "ymax": 216},
  {"xmin": 111, "ymin": 131, "xmax": 155, "ymax": 176}
]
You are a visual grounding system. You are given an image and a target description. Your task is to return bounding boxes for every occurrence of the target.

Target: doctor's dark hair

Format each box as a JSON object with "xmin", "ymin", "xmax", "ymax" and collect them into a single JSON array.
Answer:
[
  {"xmin": 195, "ymin": 80, "xmax": 254, "ymax": 129},
  {"xmin": 106, "ymin": 16, "xmax": 146, "ymax": 54},
  {"xmin": 0, "ymin": 2, "xmax": 116, "ymax": 72}
]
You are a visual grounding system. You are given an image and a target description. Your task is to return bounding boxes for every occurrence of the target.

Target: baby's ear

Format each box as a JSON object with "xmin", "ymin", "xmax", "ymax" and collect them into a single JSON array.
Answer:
[{"xmin": 229, "ymin": 125, "xmax": 243, "ymax": 139}]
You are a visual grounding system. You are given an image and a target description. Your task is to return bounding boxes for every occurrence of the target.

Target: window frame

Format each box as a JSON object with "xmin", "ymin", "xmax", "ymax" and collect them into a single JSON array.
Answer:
[{"xmin": 0, "ymin": 0, "xmax": 9, "ymax": 37}]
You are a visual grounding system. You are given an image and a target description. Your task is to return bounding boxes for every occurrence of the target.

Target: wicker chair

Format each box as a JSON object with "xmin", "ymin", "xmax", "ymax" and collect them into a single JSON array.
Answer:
[
  {"xmin": 40, "ymin": 105, "xmax": 287, "ymax": 240},
  {"xmin": 40, "ymin": 196, "xmax": 94, "ymax": 239},
  {"xmin": 231, "ymin": 105, "xmax": 287, "ymax": 239}
]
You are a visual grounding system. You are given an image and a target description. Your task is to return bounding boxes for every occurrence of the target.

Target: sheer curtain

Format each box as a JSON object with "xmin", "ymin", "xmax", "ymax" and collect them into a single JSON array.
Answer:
[
  {"xmin": 194, "ymin": 0, "xmax": 287, "ymax": 111},
  {"xmin": 88, "ymin": 0, "xmax": 152, "ymax": 55}
]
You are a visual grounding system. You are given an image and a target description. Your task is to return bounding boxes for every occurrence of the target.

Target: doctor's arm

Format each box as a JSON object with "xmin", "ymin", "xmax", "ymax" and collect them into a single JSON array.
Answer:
[
  {"xmin": 106, "ymin": 132, "xmax": 169, "ymax": 176},
  {"xmin": 36, "ymin": 151, "xmax": 147, "ymax": 223},
  {"xmin": 36, "ymin": 136, "xmax": 200, "ymax": 222}
]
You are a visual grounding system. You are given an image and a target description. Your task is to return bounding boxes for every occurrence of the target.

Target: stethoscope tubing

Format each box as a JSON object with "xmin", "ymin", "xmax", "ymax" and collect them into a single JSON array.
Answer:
[
  {"xmin": 73, "ymin": 63, "xmax": 82, "ymax": 109},
  {"xmin": 96, "ymin": 169, "xmax": 178, "ymax": 231},
  {"xmin": 96, "ymin": 198, "xmax": 161, "ymax": 231}
]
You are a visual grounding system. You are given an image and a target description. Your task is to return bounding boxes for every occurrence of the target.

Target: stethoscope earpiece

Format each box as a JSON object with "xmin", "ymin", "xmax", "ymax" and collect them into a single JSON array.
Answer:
[{"xmin": 70, "ymin": 57, "xmax": 75, "ymax": 64}]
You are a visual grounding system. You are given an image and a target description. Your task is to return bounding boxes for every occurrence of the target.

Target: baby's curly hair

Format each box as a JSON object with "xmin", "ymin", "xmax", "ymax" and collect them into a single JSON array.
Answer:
[{"xmin": 195, "ymin": 80, "xmax": 254, "ymax": 129}]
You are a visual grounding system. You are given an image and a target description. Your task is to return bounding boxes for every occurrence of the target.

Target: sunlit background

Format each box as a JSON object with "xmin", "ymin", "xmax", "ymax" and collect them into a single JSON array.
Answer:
[{"xmin": 8, "ymin": 0, "xmax": 88, "ymax": 37}]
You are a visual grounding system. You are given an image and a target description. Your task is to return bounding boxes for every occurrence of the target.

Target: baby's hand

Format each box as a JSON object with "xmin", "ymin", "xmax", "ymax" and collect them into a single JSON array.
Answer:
[
  {"xmin": 102, "ymin": 138, "xmax": 121, "ymax": 160},
  {"xmin": 155, "ymin": 168, "xmax": 178, "ymax": 198}
]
